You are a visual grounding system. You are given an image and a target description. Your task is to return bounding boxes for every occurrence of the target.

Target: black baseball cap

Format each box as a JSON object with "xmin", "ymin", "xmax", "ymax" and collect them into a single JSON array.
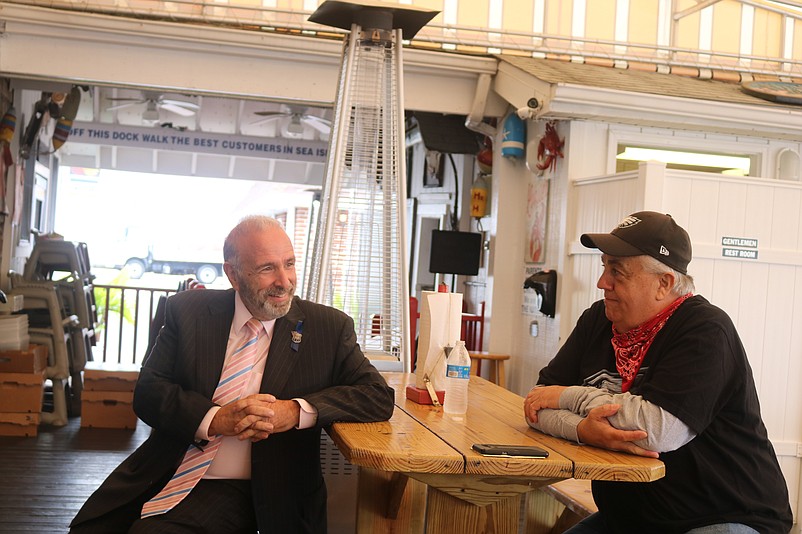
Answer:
[{"xmin": 580, "ymin": 211, "xmax": 692, "ymax": 274}]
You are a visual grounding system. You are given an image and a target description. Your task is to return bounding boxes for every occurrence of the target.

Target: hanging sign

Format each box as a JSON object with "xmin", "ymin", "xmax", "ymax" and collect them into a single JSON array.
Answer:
[{"xmin": 67, "ymin": 121, "xmax": 328, "ymax": 163}]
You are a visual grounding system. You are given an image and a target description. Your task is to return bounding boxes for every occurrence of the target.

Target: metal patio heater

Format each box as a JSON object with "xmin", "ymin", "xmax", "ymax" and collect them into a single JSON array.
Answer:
[{"xmin": 306, "ymin": 1, "xmax": 438, "ymax": 371}]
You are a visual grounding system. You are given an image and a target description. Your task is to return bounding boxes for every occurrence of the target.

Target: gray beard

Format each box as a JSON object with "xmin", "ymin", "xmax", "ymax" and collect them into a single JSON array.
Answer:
[{"xmin": 243, "ymin": 286, "xmax": 295, "ymax": 321}]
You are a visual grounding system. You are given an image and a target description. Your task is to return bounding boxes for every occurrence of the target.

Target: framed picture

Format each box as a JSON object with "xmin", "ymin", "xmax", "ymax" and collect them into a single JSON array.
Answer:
[{"xmin": 525, "ymin": 178, "xmax": 549, "ymax": 263}]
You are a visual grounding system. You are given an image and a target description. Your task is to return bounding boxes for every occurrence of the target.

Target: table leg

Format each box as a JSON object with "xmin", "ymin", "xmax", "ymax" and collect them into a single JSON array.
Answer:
[
  {"xmin": 409, "ymin": 473, "xmax": 560, "ymax": 533},
  {"xmin": 426, "ymin": 486, "xmax": 520, "ymax": 534},
  {"xmin": 497, "ymin": 360, "xmax": 506, "ymax": 388},
  {"xmin": 352, "ymin": 469, "xmax": 562, "ymax": 533},
  {"xmin": 355, "ymin": 468, "xmax": 427, "ymax": 533},
  {"xmin": 524, "ymin": 488, "xmax": 565, "ymax": 534}
]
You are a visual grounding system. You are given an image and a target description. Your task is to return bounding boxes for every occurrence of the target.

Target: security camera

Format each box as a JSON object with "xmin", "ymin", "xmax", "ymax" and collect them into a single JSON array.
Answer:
[{"xmin": 516, "ymin": 97, "xmax": 542, "ymax": 121}]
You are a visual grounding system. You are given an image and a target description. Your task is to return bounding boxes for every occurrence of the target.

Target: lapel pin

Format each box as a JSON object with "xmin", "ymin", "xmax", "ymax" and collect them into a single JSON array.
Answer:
[{"xmin": 290, "ymin": 320, "xmax": 304, "ymax": 351}]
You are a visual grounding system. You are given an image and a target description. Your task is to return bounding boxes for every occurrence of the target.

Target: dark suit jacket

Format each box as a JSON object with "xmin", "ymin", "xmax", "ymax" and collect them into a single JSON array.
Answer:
[{"xmin": 71, "ymin": 289, "xmax": 395, "ymax": 533}]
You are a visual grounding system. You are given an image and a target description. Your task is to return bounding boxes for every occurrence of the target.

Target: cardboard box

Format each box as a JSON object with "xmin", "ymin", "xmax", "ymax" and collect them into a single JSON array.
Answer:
[
  {"xmin": 0, "ymin": 412, "xmax": 40, "ymax": 437},
  {"xmin": 83, "ymin": 362, "xmax": 140, "ymax": 392},
  {"xmin": 0, "ymin": 344, "xmax": 48, "ymax": 374},
  {"xmin": 0, "ymin": 371, "xmax": 45, "ymax": 413},
  {"xmin": 81, "ymin": 390, "xmax": 138, "ymax": 429}
]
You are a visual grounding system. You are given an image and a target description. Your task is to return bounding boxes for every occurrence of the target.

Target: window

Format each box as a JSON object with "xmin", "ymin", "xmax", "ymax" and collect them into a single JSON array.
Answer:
[{"xmin": 616, "ymin": 145, "xmax": 753, "ymax": 176}]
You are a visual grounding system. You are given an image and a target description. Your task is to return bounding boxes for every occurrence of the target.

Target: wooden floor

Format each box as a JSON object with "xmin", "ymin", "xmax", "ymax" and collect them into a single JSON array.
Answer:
[
  {"xmin": 0, "ymin": 416, "xmax": 149, "ymax": 533},
  {"xmin": 0, "ymin": 415, "xmax": 360, "ymax": 533}
]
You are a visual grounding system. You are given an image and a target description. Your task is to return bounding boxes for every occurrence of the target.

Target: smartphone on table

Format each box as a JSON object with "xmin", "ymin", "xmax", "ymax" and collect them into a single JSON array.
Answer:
[{"xmin": 471, "ymin": 443, "xmax": 549, "ymax": 458}]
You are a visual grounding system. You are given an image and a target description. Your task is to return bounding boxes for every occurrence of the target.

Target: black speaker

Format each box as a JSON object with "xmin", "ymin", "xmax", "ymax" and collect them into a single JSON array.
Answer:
[{"xmin": 429, "ymin": 230, "xmax": 482, "ymax": 276}]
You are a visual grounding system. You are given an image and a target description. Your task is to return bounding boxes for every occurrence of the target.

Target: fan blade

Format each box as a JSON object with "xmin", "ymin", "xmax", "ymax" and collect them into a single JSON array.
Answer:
[
  {"xmin": 160, "ymin": 103, "xmax": 196, "ymax": 117},
  {"xmin": 106, "ymin": 102, "xmax": 142, "ymax": 112},
  {"xmin": 251, "ymin": 112, "xmax": 290, "ymax": 126},
  {"xmin": 303, "ymin": 115, "xmax": 332, "ymax": 135},
  {"xmin": 160, "ymin": 99, "xmax": 200, "ymax": 112}
]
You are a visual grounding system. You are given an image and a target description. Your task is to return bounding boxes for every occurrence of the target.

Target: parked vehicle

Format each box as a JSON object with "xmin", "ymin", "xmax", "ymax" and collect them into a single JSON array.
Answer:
[{"xmin": 124, "ymin": 244, "xmax": 222, "ymax": 284}]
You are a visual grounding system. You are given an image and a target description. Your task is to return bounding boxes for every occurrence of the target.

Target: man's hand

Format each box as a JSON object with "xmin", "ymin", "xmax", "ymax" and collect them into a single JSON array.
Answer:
[
  {"xmin": 577, "ymin": 404, "xmax": 659, "ymax": 458},
  {"xmin": 208, "ymin": 394, "xmax": 301, "ymax": 442},
  {"xmin": 524, "ymin": 385, "xmax": 566, "ymax": 423}
]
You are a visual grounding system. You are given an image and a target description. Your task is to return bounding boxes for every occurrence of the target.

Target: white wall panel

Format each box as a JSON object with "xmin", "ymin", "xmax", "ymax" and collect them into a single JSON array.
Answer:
[
  {"xmin": 686, "ymin": 178, "xmax": 721, "ymax": 243},
  {"xmin": 788, "ymin": 268, "xmax": 802, "ymax": 440},
  {"xmin": 744, "ymin": 183, "xmax": 777, "ymax": 245},
  {"xmin": 709, "ymin": 260, "xmax": 742, "ymax": 322},
  {"xmin": 730, "ymin": 260, "xmax": 770, "ymax": 379},
  {"xmin": 761, "ymin": 264, "xmax": 795, "ymax": 435},
  {"xmin": 716, "ymin": 180, "xmax": 748, "ymax": 239}
]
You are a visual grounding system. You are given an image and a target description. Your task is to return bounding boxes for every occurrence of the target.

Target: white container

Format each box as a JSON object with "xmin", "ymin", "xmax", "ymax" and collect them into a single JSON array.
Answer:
[{"xmin": 443, "ymin": 340, "xmax": 471, "ymax": 416}]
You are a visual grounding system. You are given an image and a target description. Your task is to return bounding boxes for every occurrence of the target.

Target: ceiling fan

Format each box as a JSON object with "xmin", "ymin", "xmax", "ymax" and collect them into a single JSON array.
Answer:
[
  {"xmin": 106, "ymin": 92, "xmax": 199, "ymax": 123},
  {"xmin": 251, "ymin": 105, "xmax": 332, "ymax": 136}
]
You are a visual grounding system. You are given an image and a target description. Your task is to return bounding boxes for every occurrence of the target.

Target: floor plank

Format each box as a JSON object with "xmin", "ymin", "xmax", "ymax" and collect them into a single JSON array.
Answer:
[{"xmin": 0, "ymin": 417, "xmax": 149, "ymax": 533}]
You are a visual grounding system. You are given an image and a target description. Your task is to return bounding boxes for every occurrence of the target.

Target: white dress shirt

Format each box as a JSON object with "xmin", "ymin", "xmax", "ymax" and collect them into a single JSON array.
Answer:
[{"xmin": 195, "ymin": 293, "xmax": 317, "ymax": 479}]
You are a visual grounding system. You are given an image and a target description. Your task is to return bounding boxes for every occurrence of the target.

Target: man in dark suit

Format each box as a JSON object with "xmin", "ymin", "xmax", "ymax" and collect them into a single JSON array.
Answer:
[{"xmin": 70, "ymin": 215, "xmax": 395, "ymax": 533}]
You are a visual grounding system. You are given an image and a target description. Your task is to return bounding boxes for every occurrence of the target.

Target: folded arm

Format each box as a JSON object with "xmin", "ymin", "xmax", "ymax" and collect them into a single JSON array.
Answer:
[{"xmin": 526, "ymin": 385, "xmax": 695, "ymax": 454}]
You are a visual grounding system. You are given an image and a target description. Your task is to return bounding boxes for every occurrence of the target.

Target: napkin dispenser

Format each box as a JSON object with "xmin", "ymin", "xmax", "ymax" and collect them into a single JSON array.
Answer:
[
  {"xmin": 524, "ymin": 269, "xmax": 557, "ymax": 318},
  {"xmin": 406, "ymin": 290, "xmax": 462, "ymax": 404}
]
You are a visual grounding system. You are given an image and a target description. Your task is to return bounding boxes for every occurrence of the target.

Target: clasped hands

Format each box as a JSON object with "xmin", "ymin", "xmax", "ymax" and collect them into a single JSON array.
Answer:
[
  {"xmin": 525, "ymin": 385, "xmax": 658, "ymax": 458},
  {"xmin": 209, "ymin": 394, "xmax": 300, "ymax": 442}
]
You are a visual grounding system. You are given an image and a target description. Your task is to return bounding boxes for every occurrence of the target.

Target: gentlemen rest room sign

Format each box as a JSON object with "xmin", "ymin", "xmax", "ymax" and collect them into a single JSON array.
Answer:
[
  {"xmin": 68, "ymin": 121, "xmax": 328, "ymax": 163},
  {"xmin": 722, "ymin": 237, "xmax": 758, "ymax": 260}
]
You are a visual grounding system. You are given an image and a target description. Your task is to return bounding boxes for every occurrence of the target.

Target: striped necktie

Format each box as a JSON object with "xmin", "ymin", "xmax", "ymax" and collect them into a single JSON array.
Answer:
[{"xmin": 140, "ymin": 318, "xmax": 263, "ymax": 519}]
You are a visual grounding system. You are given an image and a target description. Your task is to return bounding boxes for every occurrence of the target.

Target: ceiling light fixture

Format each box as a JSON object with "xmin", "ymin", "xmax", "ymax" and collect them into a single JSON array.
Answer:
[{"xmin": 141, "ymin": 101, "xmax": 160, "ymax": 124}]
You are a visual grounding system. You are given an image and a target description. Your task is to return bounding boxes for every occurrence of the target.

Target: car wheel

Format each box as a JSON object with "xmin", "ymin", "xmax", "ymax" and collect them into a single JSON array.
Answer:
[
  {"xmin": 196, "ymin": 264, "xmax": 217, "ymax": 284},
  {"xmin": 125, "ymin": 258, "xmax": 146, "ymax": 279}
]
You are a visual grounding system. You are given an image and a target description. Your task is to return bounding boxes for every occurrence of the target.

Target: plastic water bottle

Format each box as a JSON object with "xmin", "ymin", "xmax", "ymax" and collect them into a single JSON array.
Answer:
[{"xmin": 443, "ymin": 340, "xmax": 471, "ymax": 416}]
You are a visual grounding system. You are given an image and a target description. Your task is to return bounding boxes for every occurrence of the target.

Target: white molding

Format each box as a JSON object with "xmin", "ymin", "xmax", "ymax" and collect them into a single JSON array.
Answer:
[{"xmin": 546, "ymin": 84, "xmax": 802, "ymax": 141}]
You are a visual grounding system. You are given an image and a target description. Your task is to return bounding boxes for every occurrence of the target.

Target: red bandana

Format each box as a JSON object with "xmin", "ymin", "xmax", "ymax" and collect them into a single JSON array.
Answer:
[{"xmin": 611, "ymin": 293, "xmax": 692, "ymax": 392}]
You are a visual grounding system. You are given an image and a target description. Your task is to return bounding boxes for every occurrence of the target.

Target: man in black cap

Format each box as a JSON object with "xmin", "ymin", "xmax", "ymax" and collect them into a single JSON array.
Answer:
[{"xmin": 524, "ymin": 211, "xmax": 792, "ymax": 534}]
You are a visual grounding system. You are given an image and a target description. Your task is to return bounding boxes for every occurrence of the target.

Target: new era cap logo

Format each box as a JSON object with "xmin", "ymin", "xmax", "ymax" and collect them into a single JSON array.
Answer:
[
  {"xmin": 659, "ymin": 245, "xmax": 670, "ymax": 256},
  {"xmin": 617, "ymin": 216, "xmax": 642, "ymax": 228}
]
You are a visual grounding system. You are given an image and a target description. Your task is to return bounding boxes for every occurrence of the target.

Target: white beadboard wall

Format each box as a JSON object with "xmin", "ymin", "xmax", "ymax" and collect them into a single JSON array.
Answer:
[{"xmin": 565, "ymin": 161, "xmax": 802, "ymax": 528}]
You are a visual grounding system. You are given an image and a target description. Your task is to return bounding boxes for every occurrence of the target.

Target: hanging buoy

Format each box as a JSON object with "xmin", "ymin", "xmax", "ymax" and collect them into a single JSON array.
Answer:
[
  {"xmin": 470, "ymin": 174, "xmax": 488, "ymax": 218},
  {"xmin": 53, "ymin": 86, "xmax": 82, "ymax": 151},
  {"xmin": 0, "ymin": 106, "xmax": 16, "ymax": 144},
  {"xmin": 501, "ymin": 112, "xmax": 525, "ymax": 159},
  {"xmin": 477, "ymin": 136, "xmax": 493, "ymax": 173}
]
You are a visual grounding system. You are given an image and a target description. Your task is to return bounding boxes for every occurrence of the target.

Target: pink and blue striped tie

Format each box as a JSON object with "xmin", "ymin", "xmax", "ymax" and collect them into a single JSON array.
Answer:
[{"xmin": 140, "ymin": 318, "xmax": 263, "ymax": 518}]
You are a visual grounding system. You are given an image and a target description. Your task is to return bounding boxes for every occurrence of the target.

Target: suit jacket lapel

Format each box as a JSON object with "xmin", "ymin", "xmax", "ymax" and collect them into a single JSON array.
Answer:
[
  {"xmin": 261, "ymin": 297, "xmax": 305, "ymax": 396},
  {"xmin": 195, "ymin": 290, "xmax": 235, "ymax": 398}
]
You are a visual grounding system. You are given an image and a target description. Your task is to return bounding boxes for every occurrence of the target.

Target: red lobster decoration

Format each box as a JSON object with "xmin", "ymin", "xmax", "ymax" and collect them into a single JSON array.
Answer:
[{"xmin": 536, "ymin": 121, "xmax": 564, "ymax": 172}]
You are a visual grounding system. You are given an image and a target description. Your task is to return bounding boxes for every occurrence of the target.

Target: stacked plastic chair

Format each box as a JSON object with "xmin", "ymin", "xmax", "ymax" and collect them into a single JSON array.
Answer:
[
  {"xmin": 23, "ymin": 240, "xmax": 97, "ymax": 345},
  {"xmin": 9, "ymin": 239, "xmax": 98, "ymax": 423},
  {"xmin": 8, "ymin": 273, "xmax": 77, "ymax": 425}
]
